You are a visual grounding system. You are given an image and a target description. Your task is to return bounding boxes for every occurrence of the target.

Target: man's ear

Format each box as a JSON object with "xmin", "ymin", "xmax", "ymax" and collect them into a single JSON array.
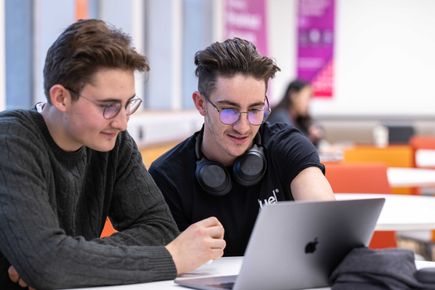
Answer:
[
  {"xmin": 192, "ymin": 91, "xmax": 207, "ymax": 116},
  {"xmin": 49, "ymin": 85, "xmax": 71, "ymax": 112}
]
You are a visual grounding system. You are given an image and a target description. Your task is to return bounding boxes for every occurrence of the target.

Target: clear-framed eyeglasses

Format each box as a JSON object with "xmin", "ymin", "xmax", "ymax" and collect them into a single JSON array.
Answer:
[
  {"xmin": 204, "ymin": 96, "xmax": 271, "ymax": 126},
  {"xmin": 65, "ymin": 87, "xmax": 142, "ymax": 120}
]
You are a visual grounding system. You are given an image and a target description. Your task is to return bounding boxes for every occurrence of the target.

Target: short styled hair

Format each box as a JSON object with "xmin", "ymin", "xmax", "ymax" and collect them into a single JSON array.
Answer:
[
  {"xmin": 43, "ymin": 19, "xmax": 149, "ymax": 102},
  {"xmin": 194, "ymin": 37, "xmax": 280, "ymax": 97}
]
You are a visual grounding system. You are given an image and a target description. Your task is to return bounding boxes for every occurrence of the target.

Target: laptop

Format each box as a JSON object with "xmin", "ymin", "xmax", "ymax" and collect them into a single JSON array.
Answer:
[{"xmin": 175, "ymin": 198, "xmax": 385, "ymax": 290}]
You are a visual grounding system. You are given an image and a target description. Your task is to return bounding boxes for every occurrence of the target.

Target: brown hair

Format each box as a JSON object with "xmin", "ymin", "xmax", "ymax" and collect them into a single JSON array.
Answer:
[
  {"xmin": 194, "ymin": 37, "xmax": 280, "ymax": 97},
  {"xmin": 43, "ymin": 19, "xmax": 149, "ymax": 102}
]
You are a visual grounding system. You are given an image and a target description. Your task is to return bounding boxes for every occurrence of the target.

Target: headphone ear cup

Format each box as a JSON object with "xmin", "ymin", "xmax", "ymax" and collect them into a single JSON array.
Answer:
[
  {"xmin": 195, "ymin": 158, "xmax": 232, "ymax": 196},
  {"xmin": 232, "ymin": 144, "xmax": 267, "ymax": 186}
]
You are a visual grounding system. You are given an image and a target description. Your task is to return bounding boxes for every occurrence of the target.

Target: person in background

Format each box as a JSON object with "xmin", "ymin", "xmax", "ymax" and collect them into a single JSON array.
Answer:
[
  {"xmin": 0, "ymin": 19, "xmax": 225, "ymax": 290},
  {"xmin": 268, "ymin": 79, "xmax": 325, "ymax": 147},
  {"xmin": 149, "ymin": 38, "xmax": 334, "ymax": 257}
]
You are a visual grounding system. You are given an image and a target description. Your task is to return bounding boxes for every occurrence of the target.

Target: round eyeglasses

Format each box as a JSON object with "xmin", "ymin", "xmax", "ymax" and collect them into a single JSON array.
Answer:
[
  {"xmin": 65, "ymin": 87, "xmax": 142, "ymax": 120},
  {"xmin": 205, "ymin": 96, "xmax": 270, "ymax": 126}
]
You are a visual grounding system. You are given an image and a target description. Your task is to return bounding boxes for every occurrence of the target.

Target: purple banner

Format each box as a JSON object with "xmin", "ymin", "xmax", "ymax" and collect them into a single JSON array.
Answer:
[
  {"xmin": 224, "ymin": 0, "xmax": 268, "ymax": 55},
  {"xmin": 297, "ymin": 0, "xmax": 335, "ymax": 98}
]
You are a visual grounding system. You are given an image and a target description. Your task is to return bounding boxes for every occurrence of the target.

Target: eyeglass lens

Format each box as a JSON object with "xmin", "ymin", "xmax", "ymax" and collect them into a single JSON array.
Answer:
[
  {"xmin": 103, "ymin": 98, "xmax": 142, "ymax": 119},
  {"xmin": 219, "ymin": 108, "xmax": 267, "ymax": 125}
]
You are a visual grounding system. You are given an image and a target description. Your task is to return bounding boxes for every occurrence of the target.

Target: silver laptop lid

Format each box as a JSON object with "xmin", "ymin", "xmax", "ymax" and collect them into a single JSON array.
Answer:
[
  {"xmin": 235, "ymin": 198, "xmax": 385, "ymax": 290},
  {"xmin": 175, "ymin": 198, "xmax": 385, "ymax": 290}
]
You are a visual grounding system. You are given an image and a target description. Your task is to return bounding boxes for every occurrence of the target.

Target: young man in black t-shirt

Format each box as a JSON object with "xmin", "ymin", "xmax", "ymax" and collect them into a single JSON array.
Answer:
[{"xmin": 149, "ymin": 38, "xmax": 335, "ymax": 256}]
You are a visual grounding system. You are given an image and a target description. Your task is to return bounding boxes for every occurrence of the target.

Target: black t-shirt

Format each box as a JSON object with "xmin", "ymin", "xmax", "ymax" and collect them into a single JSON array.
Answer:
[{"xmin": 149, "ymin": 122, "xmax": 323, "ymax": 256}]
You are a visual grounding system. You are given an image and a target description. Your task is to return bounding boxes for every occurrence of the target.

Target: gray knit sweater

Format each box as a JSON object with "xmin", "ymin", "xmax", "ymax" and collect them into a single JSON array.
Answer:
[{"xmin": 0, "ymin": 109, "xmax": 180, "ymax": 289}]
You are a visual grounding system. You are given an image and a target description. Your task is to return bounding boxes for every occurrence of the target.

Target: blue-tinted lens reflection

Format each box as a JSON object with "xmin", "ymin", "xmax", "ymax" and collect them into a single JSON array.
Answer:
[
  {"xmin": 247, "ymin": 110, "xmax": 264, "ymax": 125},
  {"xmin": 220, "ymin": 109, "xmax": 240, "ymax": 125}
]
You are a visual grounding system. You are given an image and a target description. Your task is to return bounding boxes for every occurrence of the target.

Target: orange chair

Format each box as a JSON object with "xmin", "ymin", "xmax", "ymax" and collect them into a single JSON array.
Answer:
[
  {"xmin": 410, "ymin": 135, "xmax": 435, "ymax": 168},
  {"xmin": 325, "ymin": 163, "xmax": 397, "ymax": 249},
  {"xmin": 410, "ymin": 135, "xmax": 435, "ymax": 150},
  {"xmin": 409, "ymin": 135, "xmax": 435, "ymax": 193},
  {"xmin": 343, "ymin": 145, "xmax": 414, "ymax": 194},
  {"xmin": 409, "ymin": 135, "xmax": 435, "ymax": 240},
  {"xmin": 100, "ymin": 218, "xmax": 116, "ymax": 237}
]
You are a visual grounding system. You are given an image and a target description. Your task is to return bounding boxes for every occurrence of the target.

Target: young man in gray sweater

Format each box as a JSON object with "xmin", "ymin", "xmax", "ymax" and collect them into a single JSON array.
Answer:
[{"xmin": 0, "ymin": 19, "xmax": 225, "ymax": 289}]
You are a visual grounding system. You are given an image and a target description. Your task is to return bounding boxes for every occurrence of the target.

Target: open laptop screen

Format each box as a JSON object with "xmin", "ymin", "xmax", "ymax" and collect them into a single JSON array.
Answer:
[{"xmin": 176, "ymin": 198, "xmax": 385, "ymax": 290}]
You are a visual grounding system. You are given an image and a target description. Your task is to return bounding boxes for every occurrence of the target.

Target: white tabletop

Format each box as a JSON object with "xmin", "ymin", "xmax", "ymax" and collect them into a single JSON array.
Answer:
[
  {"xmin": 60, "ymin": 193, "xmax": 435, "ymax": 289},
  {"xmin": 415, "ymin": 149, "xmax": 435, "ymax": 168},
  {"xmin": 387, "ymin": 167, "xmax": 435, "ymax": 188},
  {"xmin": 61, "ymin": 258, "xmax": 242, "ymax": 290},
  {"xmin": 63, "ymin": 257, "xmax": 435, "ymax": 290},
  {"xmin": 335, "ymin": 193, "xmax": 435, "ymax": 231}
]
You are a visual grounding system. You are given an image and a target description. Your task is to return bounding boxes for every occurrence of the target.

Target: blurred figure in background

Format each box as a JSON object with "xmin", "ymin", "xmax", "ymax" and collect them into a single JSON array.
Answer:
[{"xmin": 268, "ymin": 79, "xmax": 324, "ymax": 147}]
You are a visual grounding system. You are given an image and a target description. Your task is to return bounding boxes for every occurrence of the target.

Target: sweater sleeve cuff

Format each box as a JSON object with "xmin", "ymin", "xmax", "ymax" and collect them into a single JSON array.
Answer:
[{"xmin": 146, "ymin": 246, "xmax": 177, "ymax": 281}]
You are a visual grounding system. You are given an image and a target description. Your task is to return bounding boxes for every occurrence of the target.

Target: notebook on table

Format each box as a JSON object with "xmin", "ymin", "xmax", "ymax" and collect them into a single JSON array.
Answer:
[{"xmin": 175, "ymin": 198, "xmax": 385, "ymax": 290}]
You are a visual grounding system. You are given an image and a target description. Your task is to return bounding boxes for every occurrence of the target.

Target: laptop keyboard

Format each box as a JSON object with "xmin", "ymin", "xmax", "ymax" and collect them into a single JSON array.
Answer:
[{"xmin": 208, "ymin": 282, "xmax": 235, "ymax": 289}]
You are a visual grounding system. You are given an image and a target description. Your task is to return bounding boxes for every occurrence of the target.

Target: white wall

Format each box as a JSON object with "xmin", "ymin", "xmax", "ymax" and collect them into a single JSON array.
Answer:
[
  {"xmin": 268, "ymin": 0, "xmax": 297, "ymax": 105},
  {"xmin": 99, "ymin": 0, "xmax": 146, "ymax": 106},
  {"xmin": 33, "ymin": 0, "xmax": 76, "ymax": 103},
  {"xmin": 128, "ymin": 0, "xmax": 435, "ymax": 147},
  {"xmin": 128, "ymin": 111, "xmax": 203, "ymax": 147},
  {"xmin": 268, "ymin": 0, "xmax": 435, "ymax": 118}
]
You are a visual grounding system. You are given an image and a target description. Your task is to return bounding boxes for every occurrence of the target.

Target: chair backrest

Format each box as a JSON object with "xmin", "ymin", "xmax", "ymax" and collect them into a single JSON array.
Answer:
[
  {"xmin": 325, "ymin": 163, "xmax": 391, "ymax": 194},
  {"xmin": 343, "ymin": 145, "xmax": 414, "ymax": 194},
  {"xmin": 325, "ymin": 163, "xmax": 396, "ymax": 248},
  {"xmin": 409, "ymin": 136, "xmax": 435, "ymax": 241},
  {"xmin": 343, "ymin": 145, "xmax": 413, "ymax": 167},
  {"xmin": 410, "ymin": 135, "xmax": 435, "ymax": 168},
  {"xmin": 410, "ymin": 135, "xmax": 435, "ymax": 150}
]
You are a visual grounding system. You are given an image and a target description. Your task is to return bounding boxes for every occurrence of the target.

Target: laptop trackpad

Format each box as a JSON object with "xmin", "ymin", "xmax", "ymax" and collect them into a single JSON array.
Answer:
[{"xmin": 175, "ymin": 275, "xmax": 238, "ymax": 290}]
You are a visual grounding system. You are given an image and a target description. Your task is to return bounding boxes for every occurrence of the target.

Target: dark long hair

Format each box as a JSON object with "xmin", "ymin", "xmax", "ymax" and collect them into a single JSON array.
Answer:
[
  {"xmin": 273, "ymin": 79, "xmax": 309, "ymax": 111},
  {"xmin": 270, "ymin": 79, "xmax": 312, "ymax": 135}
]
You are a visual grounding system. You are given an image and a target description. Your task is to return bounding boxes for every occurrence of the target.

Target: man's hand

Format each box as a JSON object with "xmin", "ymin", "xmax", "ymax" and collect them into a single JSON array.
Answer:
[
  {"xmin": 165, "ymin": 216, "xmax": 226, "ymax": 274},
  {"xmin": 8, "ymin": 265, "xmax": 36, "ymax": 290}
]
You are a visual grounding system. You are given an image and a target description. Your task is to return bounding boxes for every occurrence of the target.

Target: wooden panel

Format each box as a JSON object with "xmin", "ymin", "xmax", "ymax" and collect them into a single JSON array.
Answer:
[{"xmin": 140, "ymin": 141, "xmax": 180, "ymax": 168}]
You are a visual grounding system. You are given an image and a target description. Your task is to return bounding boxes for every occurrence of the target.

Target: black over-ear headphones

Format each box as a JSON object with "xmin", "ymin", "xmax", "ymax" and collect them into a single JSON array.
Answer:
[{"xmin": 195, "ymin": 128, "xmax": 267, "ymax": 196}]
